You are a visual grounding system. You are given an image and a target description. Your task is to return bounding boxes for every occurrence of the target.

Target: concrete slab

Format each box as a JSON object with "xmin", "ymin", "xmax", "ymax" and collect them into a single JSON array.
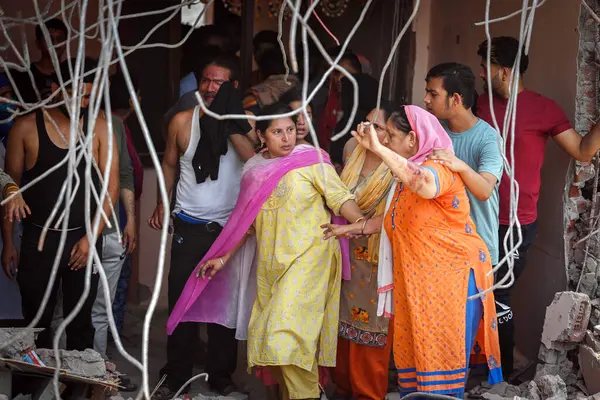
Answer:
[
  {"xmin": 579, "ymin": 344, "xmax": 600, "ymax": 395},
  {"xmin": 541, "ymin": 292, "xmax": 591, "ymax": 349}
]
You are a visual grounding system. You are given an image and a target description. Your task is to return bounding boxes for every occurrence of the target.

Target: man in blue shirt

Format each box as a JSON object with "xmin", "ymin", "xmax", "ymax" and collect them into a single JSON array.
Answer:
[
  {"xmin": 425, "ymin": 62, "xmax": 503, "ymax": 266},
  {"xmin": 425, "ymin": 64, "xmax": 506, "ymax": 364}
]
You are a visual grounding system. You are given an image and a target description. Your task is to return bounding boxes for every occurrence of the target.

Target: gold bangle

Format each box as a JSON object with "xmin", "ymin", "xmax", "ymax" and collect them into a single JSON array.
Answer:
[
  {"xmin": 361, "ymin": 219, "xmax": 369, "ymax": 235},
  {"xmin": 4, "ymin": 184, "xmax": 18, "ymax": 198},
  {"xmin": 218, "ymin": 257, "xmax": 225, "ymax": 266},
  {"xmin": 354, "ymin": 216, "xmax": 365, "ymax": 224}
]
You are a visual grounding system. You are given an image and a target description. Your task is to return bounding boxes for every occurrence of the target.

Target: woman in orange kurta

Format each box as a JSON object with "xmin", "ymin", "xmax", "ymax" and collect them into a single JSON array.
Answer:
[{"xmin": 323, "ymin": 105, "xmax": 502, "ymax": 398}]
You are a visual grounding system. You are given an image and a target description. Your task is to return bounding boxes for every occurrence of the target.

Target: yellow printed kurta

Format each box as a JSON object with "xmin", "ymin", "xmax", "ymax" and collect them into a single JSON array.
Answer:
[{"xmin": 247, "ymin": 164, "xmax": 355, "ymax": 372}]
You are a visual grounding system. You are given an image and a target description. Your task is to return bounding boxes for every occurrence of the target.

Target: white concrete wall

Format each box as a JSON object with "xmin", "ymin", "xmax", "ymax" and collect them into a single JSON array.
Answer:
[
  {"xmin": 137, "ymin": 168, "xmax": 171, "ymax": 308},
  {"xmin": 411, "ymin": 0, "xmax": 432, "ymax": 106}
]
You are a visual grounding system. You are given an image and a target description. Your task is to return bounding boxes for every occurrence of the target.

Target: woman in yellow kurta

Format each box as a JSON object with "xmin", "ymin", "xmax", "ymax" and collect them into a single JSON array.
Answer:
[
  {"xmin": 197, "ymin": 102, "xmax": 365, "ymax": 400},
  {"xmin": 323, "ymin": 105, "xmax": 502, "ymax": 398}
]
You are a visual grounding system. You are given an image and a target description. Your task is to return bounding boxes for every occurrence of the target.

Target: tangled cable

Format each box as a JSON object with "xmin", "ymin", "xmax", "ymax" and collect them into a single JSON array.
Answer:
[{"xmin": 2, "ymin": 0, "xmax": 591, "ymax": 397}]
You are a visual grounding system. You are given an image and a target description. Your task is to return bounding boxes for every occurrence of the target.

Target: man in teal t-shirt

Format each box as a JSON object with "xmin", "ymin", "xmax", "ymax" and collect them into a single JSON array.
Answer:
[{"xmin": 423, "ymin": 62, "xmax": 503, "ymax": 266}]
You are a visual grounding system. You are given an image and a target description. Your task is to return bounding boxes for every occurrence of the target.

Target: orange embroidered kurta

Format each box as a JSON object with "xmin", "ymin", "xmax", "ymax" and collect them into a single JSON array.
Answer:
[{"xmin": 383, "ymin": 161, "xmax": 502, "ymax": 396}]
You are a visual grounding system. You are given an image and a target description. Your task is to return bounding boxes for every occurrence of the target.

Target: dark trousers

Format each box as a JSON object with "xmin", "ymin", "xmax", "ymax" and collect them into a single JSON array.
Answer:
[
  {"xmin": 160, "ymin": 218, "xmax": 238, "ymax": 392},
  {"xmin": 495, "ymin": 221, "xmax": 538, "ymax": 378},
  {"xmin": 18, "ymin": 224, "xmax": 101, "ymax": 350}
]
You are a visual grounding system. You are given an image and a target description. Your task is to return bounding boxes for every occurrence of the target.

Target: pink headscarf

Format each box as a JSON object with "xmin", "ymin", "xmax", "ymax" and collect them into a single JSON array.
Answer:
[{"xmin": 403, "ymin": 105, "xmax": 454, "ymax": 164}]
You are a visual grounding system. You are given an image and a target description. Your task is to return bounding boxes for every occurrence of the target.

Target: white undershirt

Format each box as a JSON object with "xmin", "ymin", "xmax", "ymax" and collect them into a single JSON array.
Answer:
[{"xmin": 173, "ymin": 106, "xmax": 243, "ymax": 226}]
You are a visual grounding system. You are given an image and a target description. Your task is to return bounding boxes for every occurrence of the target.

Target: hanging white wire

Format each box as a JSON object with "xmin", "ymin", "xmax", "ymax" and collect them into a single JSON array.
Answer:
[{"xmin": 0, "ymin": 0, "xmax": 586, "ymax": 396}]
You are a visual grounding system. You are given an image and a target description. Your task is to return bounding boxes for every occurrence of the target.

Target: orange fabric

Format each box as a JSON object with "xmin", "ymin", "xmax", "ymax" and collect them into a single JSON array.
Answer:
[
  {"xmin": 333, "ymin": 320, "xmax": 394, "ymax": 400},
  {"xmin": 243, "ymin": 91, "xmax": 259, "ymax": 110},
  {"xmin": 383, "ymin": 161, "xmax": 501, "ymax": 395}
]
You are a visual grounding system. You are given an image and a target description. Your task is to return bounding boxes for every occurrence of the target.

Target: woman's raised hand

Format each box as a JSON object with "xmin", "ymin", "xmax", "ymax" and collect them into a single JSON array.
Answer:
[{"xmin": 351, "ymin": 122, "xmax": 382, "ymax": 153}]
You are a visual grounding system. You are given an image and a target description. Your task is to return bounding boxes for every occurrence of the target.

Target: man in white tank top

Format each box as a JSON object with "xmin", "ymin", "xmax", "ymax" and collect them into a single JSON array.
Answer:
[{"xmin": 148, "ymin": 55, "xmax": 255, "ymax": 398}]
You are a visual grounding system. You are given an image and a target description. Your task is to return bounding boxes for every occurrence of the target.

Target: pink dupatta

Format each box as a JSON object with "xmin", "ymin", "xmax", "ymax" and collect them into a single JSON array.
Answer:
[{"xmin": 166, "ymin": 145, "xmax": 350, "ymax": 335}]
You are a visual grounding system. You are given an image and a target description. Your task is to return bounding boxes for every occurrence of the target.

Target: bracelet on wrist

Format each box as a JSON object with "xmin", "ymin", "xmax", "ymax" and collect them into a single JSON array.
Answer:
[
  {"xmin": 361, "ymin": 218, "xmax": 369, "ymax": 235},
  {"xmin": 3, "ymin": 184, "xmax": 19, "ymax": 198}
]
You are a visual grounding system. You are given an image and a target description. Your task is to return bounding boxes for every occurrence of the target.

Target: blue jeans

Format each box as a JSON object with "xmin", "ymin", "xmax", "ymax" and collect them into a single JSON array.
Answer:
[{"xmin": 112, "ymin": 254, "xmax": 132, "ymax": 334}]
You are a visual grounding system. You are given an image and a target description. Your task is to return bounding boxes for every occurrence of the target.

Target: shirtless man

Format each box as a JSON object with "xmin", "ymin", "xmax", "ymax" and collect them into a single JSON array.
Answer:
[
  {"xmin": 2, "ymin": 57, "xmax": 119, "ymax": 350},
  {"xmin": 148, "ymin": 54, "xmax": 254, "ymax": 398}
]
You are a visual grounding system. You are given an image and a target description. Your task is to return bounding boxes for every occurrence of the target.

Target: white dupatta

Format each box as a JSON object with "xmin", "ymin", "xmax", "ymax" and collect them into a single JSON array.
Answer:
[{"xmin": 376, "ymin": 181, "xmax": 397, "ymax": 318}]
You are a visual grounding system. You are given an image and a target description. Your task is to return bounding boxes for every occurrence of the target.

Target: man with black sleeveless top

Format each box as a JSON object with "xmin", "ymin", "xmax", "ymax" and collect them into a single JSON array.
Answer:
[{"xmin": 1, "ymin": 58, "xmax": 119, "ymax": 350}]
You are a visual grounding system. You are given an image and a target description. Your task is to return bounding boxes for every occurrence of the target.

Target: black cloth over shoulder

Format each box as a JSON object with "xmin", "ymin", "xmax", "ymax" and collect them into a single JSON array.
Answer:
[{"xmin": 192, "ymin": 81, "xmax": 251, "ymax": 184}]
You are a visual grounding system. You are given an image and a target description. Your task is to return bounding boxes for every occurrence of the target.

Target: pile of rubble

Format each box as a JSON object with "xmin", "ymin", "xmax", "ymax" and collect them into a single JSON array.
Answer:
[
  {"xmin": 471, "ymin": 291, "xmax": 600, "ymax": 399},
  {"xmin": 0, "ymin": 327, "xmax": 121, "ymax": 396},
  {"xmin": 0, "ymin": 328, "xmax": 43, "ymax": 360},
  {"xmin": 109, "ymin": 391, "xmax": 250, "ymax": 400},
  {"xmin": 0, "ymin": 328, "xmax": 116, "ymax": 380},
  {"xmin": 35, "ymin": 348, "xmax": 108, "ymax": 378}
]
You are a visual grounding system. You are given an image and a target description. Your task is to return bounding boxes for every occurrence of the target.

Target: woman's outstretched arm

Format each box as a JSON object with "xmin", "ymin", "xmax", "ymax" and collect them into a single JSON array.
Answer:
[{"xmin": 197, "ymin": 227, "xmax": 255, "ymax": 280}]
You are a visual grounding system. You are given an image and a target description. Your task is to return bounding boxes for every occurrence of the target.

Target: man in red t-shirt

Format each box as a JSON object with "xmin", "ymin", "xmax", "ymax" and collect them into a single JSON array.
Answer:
[{"xmin": 476, "ymin": 36, "xmax": 600, "ymax": 379}]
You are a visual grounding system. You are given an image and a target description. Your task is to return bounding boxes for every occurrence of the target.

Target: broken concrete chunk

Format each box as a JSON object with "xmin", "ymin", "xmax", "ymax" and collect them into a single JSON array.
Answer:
[
  {"xmin": 486, "ymin": 382, "xmax": 510, "ymax": 395},
  {"xmin": 539, "ymin": 342, "xmax": 569, "ymax": 364},
  {"xmin": 580, "ymin": 273, "xmax": 597, "ymax": 298},
  {"xmin": 534, "ymin": 374, "xmax": 567, "ymax": 399},
  {"xmin": 591, "ymin": 309, "xmax": 600, "ymax": 327},
  {"xmin": 105, "ymin": 361, "xmax": 117, "ymax": 373},
  {"xmin": 36, "ymin": 348, "xmax": 106, "ymax": 377},
  {"xmin": 568, "ymin": 197, "xmax": 589, "ymax": 220},
  {"xmin": 586, "ymin": 258, "xmax": 599, "ymax": 274},
  {"xmin": 579, "ymin": 344, "xmax": 600, "ymax": 395},
  {"xmin": 542, "ymin": 292, "xmax": 591, "ymax": 349},
  {"xmin": 575, "ymin": 248, "xmax": 586, "ymax": 266},
  {"xmin": 483, "ymin": 381, "xmax": 522, "ymax": 398},
  {"xmin": 468, "ymin": 383, "xmax": 489, "ymax": 396},
  {"xmin": 565, "ymin": 371, "xmax": 580, "ymax": 387},
  {"xmin": 481, "ymin": 394, "xmax": 513, "ymax": 400},
  {"xmin": 547, "ymin": 341, "xmax": 578, "ymax": 351},
  {"xmin": 535, "ymin": 362, "xmax": 560, "ymax": 379},
  {"xmin": 0, "ymin": 328, "xmax": 43, "ymax": 359},
  {"xmin": 526, "ymin": 381, "xmax": 541, "ymax": 400},
  {"xmin": 534, "ymin": 361, "xmax": 573, "ymax": 382},
  {"xmin": 585, "ymin": 330, "xmax": 600, "ymax": 352}
]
